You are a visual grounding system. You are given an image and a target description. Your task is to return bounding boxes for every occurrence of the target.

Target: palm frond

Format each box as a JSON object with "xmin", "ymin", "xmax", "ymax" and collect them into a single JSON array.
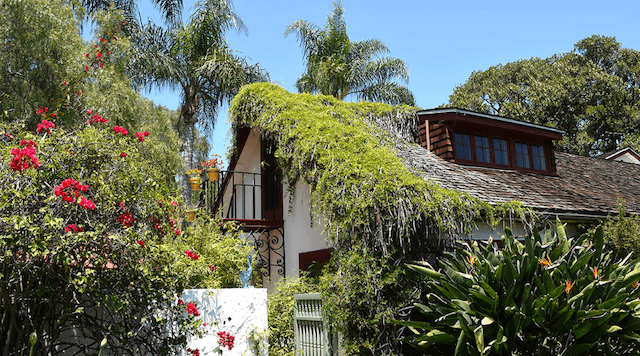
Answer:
[{"xmin": 356, "ymin": 82, "xmax": 415, "ymax": 106}]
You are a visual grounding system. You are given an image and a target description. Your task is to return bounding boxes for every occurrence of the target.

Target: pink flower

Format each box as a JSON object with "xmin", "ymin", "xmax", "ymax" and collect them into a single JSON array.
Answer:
[
  {"xmin": 84, "ymin": 53, "xmax": 89, "ymax": 58},
  {"xmin": 87, "ymin": 109, "xmax": 92, "ymax": 114},
  {"xmin": 209, "ymin": 265, "xmax": 216, "ymax": 271},
  {"xmin": 202, "ymin": 323, "xmax": 207, "ymax": 327},
  {"xmin": 62, "ymin": 81, "xmax": 67, "ymax": 85}
]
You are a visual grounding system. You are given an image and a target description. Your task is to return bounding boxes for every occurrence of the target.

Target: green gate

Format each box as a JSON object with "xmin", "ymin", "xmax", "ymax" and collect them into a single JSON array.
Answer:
[{"xmin": 293, "ymin": 293, "xmax": 338, "ymax": 355}]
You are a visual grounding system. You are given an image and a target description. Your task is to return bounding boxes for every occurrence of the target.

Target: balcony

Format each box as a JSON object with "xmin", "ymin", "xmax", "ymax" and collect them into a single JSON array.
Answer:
[{"xmin": 197, "ymin": 170, "xmax": 285, "ymax": 278}]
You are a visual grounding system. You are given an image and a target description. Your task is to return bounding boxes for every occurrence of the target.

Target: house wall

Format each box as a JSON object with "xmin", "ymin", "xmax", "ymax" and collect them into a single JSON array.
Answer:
[
  {"xmin": 283, "ymin": 180, "xmax": 329, "ymax": 277},
  {"xmin": 231, "ymin": 128, "xmax": 329, "ymax": 286}
]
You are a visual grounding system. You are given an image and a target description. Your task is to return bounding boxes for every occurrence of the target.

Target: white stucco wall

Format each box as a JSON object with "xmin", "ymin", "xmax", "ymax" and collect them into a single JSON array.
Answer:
[
  {"xmin": 282, "ymin": 179, "xmax": 330, "ymax": 277},
  {"xmin": 182, "ymin": 289, "xmax": 268, "ymax": 356}
]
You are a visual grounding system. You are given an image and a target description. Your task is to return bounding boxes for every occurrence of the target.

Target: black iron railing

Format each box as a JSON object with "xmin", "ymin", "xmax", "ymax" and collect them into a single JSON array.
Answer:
[{"xmin": 199, "ymin": 170, "xmax": 266, "ymax": 220}]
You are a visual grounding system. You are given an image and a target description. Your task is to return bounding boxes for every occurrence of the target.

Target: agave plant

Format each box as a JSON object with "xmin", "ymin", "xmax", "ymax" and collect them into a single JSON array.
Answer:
[{"xmin": 399, "ymin": 220, "xmax": 640, "ymax": 355}]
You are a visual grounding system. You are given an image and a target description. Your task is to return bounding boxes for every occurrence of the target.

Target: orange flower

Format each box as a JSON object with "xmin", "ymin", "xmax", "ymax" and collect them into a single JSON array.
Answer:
[
  {"xmin": 565, "ymin": 280, "xmax": 575, "ymax": 293},
  {"xmin": 633, "ymin": 281, "xmax": 639, "ymax": 289},
  {"xmin": 539, "ymin": 256, "xmax": 552, "ymax": 267},
  {"xmin": 593, "ymin": 267, "xmax": 598, "ymax": 279},
  {"xmin": 468, "ymin": 255, "xmax": 476, "ymax": 265}
]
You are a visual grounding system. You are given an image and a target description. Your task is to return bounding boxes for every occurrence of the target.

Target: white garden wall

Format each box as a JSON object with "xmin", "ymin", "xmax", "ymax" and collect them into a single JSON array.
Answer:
[{"xmin": 182, "ymin": 288, "xmax": 268, "ymax": 356}]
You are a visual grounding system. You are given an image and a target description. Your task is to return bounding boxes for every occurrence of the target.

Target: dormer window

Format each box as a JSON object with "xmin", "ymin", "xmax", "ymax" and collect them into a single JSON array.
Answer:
[
  {"xmin": 515, "ymin": 142, "xmax": 530, "ymax": 168},
  {"xmin": 417, "ymin": 108, "xmax": 564, "ymax": 176},
  {"xmin": 455, "ymin": 132, "xmax": 471, "ymax": 160},
  {"xmin": 475, "ymin": 135, "xmax": 490, "ymax": 163},
  {"xmin": 532, "ymin": 144, "xmax": 546, "ymax": 170},
  {"xmin": 493, "ymin": 138, "xmax": 509, "ymax": 165}
]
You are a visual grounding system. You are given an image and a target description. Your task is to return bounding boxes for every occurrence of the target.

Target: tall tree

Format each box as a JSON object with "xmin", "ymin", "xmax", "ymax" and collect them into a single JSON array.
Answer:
[
  {"xmin": 285, "ymin": 1, "xmax": 415, "ymax": 106},
  {"xmin": 128, "ymin": 0, "xmax": 268, "ymax": 197},
  {"xmin": 449, "ymin": 35, "xmax": 640, "ymax": 156}
]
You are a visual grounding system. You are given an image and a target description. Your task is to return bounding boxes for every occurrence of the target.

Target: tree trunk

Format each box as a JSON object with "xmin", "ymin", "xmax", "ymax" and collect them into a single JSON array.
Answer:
[{"xmin": 181, "ymin": 92, "xmax": 199, "ymax": 204}]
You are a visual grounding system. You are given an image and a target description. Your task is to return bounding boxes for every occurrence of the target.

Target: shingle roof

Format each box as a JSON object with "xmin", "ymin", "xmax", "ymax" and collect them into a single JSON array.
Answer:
[{"xmin": 397, "ymin": 141, "xmax": 640, "ymax": 218}]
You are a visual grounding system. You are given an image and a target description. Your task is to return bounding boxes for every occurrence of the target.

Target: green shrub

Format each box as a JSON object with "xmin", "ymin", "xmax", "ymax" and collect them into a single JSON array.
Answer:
[
  {"xmin": 267, "ymin": 275, "xmax": 317, "ymax": 356},
  {"xmin": 603, "ymin": 201, "xmax": 640, "ymax": 262},
  {"xmin": 400, "ymin": 220, "xmax": 640, "ymax": 355}
]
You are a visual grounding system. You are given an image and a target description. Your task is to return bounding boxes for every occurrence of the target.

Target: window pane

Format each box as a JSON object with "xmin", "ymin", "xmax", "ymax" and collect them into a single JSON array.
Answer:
[
  {"xmin": 494, "ymin": 138, "xmax": 508, "ymax": 165},
  {"xmin": 475, "ymin": 135, "xmax": 490, "ymax": 163},
  {"xmin": 456, "ymin": 133, "xmax": 472, "ymax": 160},
  {"xmin": 515, "ymin": 142, "xmax": 530, "ymax": 168},
  {"xmin": 532, "ymin": 144, "xmax": 546, "ymax": 170}
]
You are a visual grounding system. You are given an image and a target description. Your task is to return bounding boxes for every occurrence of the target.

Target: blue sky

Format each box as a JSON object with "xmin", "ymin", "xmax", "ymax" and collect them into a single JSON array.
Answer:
[{"xmin": 136, "ymin": 0, "xmax": 640, "ymax": 160}]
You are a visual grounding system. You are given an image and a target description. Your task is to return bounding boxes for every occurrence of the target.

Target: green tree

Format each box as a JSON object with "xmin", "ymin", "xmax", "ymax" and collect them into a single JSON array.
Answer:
[
  {"xmin": 285, "ymin": 1, "xmax": 415, "ymax": 106},
  {"xmin": 449, "ymin": 35, "xmax": 640, "ymax": 156},
  {"xmin": 128, "ymin": 0, "xmax": 268, "ymax": 198}
]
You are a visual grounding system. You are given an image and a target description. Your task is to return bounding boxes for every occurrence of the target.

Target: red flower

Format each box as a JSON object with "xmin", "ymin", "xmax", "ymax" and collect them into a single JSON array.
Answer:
[
  {"xmin": 96, "ymin": 52, "xmax": 102, "ymax": 58},
  {"xmin": 217, "ymin": 331, "xmax": 235, "ymax": 350},
  {"xmin": 209, "ymin": 265, "xmax": 216, "ymax": 271},
  {"xmin": 178, "ymin": 299, "xmax": 184, "ymax": 305},
  {"xmin": 65, "ymin": 224, "xmax": 84, "ymax": 233},
  {"xmin": 120, "ymin": 152, "xmax": 127, "ymax": 158},
  {"xmin": 84, "ymin": 53, "xmax": 89, "ymax": 58},
  {"xmin": 113, "ymin": 126, "xmax": 128, "ymax": 136},
  {"xmin": 184, "ymin": 249, "xmax": 199, "ymax": 260},
  {"xmin": 136, "ymin": 240, "xmax": 145, "ymax": 248},
  {"xmin": 9, "ymin": 141, "xmax": 40, "ymax": 172},
  {"xmin": 135, "ymin": 131, "xmax": 147, "ymax": 142},
  {"xmin": 186, "ymin": 302, "xmax": 200, "ymax": 316},
  {"xmin": 87, "ymin": 113, "xmax": 108, "ymax": 125},
  {"xmin": 85, "ymin": 66, "xmax": 89, "ymax": 71},
  {"xmin": 55, "ymin": 179, "xmax": 93, "ymax": 209},
  {"xmin": 100, "ymin": 62, "xmax": 103, "ymax": 68},
  {"xmin": 36, "ymin": 119, "xmax": 55, "ymax": 134}
]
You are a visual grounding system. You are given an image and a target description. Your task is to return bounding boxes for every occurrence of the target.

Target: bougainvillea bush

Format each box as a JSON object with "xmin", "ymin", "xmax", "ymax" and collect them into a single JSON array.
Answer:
[
  {"xmin": 0, "ymin": 116, "xmax": 200, "ymax": 355},
  {"xmin": 400, "ymin": 221, "xmax": 640, "ymax": 355}
]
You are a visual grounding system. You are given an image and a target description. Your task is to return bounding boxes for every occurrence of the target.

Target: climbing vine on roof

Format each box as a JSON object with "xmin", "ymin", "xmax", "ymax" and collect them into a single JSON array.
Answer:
[{"xmin": 230, "ymin": 83, "xmax": 531, "ymax": 255}]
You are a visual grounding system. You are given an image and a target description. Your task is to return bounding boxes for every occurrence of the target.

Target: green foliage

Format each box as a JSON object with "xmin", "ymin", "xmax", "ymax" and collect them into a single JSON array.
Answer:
[
  {"xmin": 285, "ymin": 1, "xmax": 415, "ymax": 105},
  {"xmin": 0, "ymin": 0, "xmax": 82, "ymax": 128},
  {"xmin": 603, "ymin": 201, "xmax": 640, "ymax": 262},
  {"xmin": 267, "ymin": 276, "xmax": 317, "ymax": 356},
  {"xmin": 401, "ymin": 221, "xmax": 640, "ymax": 355},
  {"xmin": 320, "ymin": 251, "xmax": 415, "ymax": 355},
  {"xmin": 449, "ymin": 35, "xmax": 640, "ymax": 156},
  {"xmin": 170, "ymin": 214, "xmax": 254, "ymax": 289}
]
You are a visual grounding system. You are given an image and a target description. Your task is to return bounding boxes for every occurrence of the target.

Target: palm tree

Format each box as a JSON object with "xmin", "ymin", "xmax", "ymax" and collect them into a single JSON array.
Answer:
[
  {"xmin": 128, "ymin": 0, "xmax": 268, "ymax": 197},
  {"xmin": 285, "ymin": 1, "xmax": 415, "ymax": 106}
]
